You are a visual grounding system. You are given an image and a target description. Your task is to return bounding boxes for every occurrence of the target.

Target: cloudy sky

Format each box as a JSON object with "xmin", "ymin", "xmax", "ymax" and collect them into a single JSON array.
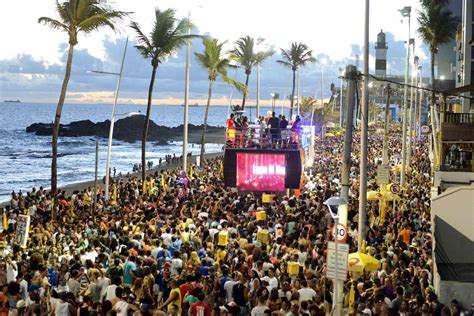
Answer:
[{"xmin": 0, "ymin": 0, "xmax": 432, "ymax": 104}]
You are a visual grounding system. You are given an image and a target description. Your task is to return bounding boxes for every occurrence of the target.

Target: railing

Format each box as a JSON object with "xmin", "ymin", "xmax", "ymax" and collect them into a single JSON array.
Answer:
[
  {"xmin": 225, "ymin": 125, "xmax": 304, "ymax": 149},
  {"xmin": 444, "ymin": 112, "xmax": 474, "ymax": 124}
]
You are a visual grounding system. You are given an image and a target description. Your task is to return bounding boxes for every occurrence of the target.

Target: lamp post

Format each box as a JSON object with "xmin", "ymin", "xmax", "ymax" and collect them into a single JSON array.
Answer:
[
  {"xmin": 324, "ymin": 196, "xmax": 348, "ymax": 316},
  {"xmin": 339, "ymin": 67, "xmax": 345, "ymax": 127},
  {"xmin": 256, "ymin": 37, "xmax": 266, "ymax": 118},
  {"xmin": 399, "ymin": 6, "xmax": 411, "ymax": 187},
  {"xmin": 359, "ymin": 0, "xmax": 370, "ymax": 253},
  {"xmin": 297, "ymin": 65, "xmax": 301, "ymax": 116},
  {"xmin": 320, "ymin": 59, "xmax": 327, "ymax": 111},
  {"xmin": 88, "ymin": 37, "xmax": 128, "ymax": 201},
  {"xmin": 183, "ymin": 5, "xmax": 203, "ymax": 172}
]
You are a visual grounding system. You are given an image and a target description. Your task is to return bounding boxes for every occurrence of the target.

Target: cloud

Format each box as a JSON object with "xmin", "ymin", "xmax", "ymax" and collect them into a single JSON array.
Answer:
[{"xmin": 0, "ymin": 31, "xmax": 429, "ymax": 103}]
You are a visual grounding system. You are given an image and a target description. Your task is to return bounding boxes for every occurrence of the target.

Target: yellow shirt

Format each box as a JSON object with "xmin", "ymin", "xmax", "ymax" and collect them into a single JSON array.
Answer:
[{"xmin": 168, "ymin": 288, "xmax": 182, "ymax": 314}]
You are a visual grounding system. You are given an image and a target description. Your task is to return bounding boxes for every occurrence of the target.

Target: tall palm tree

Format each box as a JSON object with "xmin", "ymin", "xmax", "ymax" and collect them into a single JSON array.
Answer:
[
  {"xmin": 417, "ymin": 1, "xmax": 459, "ymax": 162},
  {"xmin": 38, "ymin": 0, "xmax": 126, "ymax": 213},
  {"xmin": 195, "ymin": 38, "xmax": 246, "ymax": 163},
  {"xmin": 277, "ymin": 42, "xmax": 316, "ymax": 119},
  {"xmin": 231, "ymin": 35, "xmax": 256, "ymax": 110},
  {"xmin": 130, "ymin": 8, "xmax": 195, "ymax": 183}
]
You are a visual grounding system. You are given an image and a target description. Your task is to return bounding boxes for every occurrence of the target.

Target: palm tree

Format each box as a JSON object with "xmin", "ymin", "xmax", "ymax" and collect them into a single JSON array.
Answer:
[
  {"xmin": 130, "ymin": 8, "xmax": 195, "ymax": 183},
  {"xmin": 195, "ymin": 38, "xmax": 246, "ymax": 163},
  {"xmin": 277, "ymin": 42, "xmax": 316, "ymax": 119},
  {"xmin": 38, "ymin": 0, "xmax": 126, "ymax": 213},
  {"xmin": 231, "ymin": 36, "xmax": 256, "ymax": 110},
  {"xmin": 417, "ymin": 1, "xmax": 459, "ymax": 162}
]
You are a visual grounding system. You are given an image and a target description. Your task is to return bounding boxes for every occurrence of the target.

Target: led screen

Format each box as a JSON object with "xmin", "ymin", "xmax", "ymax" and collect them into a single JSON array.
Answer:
[{"xmin": 236, "ymin": 153, "xmax": 286, "ymax": 191}]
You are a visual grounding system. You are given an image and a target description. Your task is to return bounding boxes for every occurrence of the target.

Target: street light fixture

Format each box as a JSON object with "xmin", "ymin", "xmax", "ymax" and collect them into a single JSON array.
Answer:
[{"xmin": 323, "ymin": 196, "xmax": 348, "ymax": 316}]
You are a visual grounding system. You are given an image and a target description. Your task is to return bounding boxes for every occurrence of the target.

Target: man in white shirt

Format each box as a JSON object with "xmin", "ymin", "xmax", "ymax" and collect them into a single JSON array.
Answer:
[
  {"xmin": 298, "ymin": 280, "xmax": 316, "ymax": 302},
  {"xmin": 224, "ymin": 272, "xmax": 240, "ymax": 303}
]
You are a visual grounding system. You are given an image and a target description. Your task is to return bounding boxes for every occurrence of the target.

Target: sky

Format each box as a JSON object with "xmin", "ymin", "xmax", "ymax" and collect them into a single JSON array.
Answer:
[{"xmin": 0, "ymin": 0, "xmax": 433, "ymax": 104}]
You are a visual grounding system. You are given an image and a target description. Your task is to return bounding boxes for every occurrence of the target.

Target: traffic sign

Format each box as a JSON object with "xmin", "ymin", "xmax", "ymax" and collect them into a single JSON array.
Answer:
[
  {"xmin": 421, "ymin": 125, "xmax": 430, "ymax": 134},
  {"xmin": 390, "ymin": 184, "xmax": 400, "ymax": 194},
  {"xmin": 331, "ymin": 223, "xmax": 348, "ymax": 242},
  {"xmin": 326, "ymin": 241, "xmax": 349, "ymax": 280}
]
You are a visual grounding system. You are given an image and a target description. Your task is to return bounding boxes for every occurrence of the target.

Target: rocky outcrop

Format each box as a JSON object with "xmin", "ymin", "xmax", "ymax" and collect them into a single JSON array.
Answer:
[{"xmin": 26, "ymin": 115, "xmax": 224, "ymax": 143}]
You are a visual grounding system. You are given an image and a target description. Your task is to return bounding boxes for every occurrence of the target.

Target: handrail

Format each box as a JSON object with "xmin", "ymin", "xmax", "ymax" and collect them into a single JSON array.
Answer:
[
  {"xmin": 444, "ymin": 112, "xmax": 474, "ymax": 124},
  {"xmin": 225, "ymin": 125, "xmax": 304, "ymax": 149}
]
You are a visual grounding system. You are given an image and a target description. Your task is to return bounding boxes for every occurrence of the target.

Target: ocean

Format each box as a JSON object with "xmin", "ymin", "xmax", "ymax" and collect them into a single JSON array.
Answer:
[{"xmin": 0, "ymin": 102, "xmax": 284, "ymax": 202}]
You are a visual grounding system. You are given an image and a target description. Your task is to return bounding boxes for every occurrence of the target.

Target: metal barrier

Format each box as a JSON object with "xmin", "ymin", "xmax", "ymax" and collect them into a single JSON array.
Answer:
[
  {"xmin": 225, "ymin": 125, "xmax": 303, "ymax": 149},
  {"xmin": 444, "ymin": 113, "xmax": 474, "ymax": 124}
]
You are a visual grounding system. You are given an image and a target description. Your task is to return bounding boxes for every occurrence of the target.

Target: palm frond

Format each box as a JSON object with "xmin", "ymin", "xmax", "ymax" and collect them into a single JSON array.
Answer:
[
  {"xmin": 221, "ymin": 76, "xmax": 248, "ymax": 96},
  {"xmin": 130, "ymin": 21, "xmax": 153, "ymax": 51},
  {"xmin": 38, "ymin": 17, "xmax": 68, "ymax": 32}
]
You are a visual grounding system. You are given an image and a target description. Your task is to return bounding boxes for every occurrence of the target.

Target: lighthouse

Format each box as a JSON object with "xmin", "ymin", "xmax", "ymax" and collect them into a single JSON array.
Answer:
[{"xmin": 375, "ymin": 30, "xmax": 388, "ymax": 77}]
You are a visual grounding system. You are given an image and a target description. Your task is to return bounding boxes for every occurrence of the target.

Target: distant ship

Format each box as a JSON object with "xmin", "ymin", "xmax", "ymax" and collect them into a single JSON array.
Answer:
[
  {"xmin": 4, "ymin": 99, "xmax": 20, "ymax": 103},
  {"xmin": 181, "ymin": 103, "xmax": 199, "ymax": 107}
]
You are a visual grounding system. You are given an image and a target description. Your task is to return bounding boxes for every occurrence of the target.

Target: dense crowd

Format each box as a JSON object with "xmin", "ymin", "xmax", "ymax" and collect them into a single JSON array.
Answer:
[{"xmin": 0, "ymin": 124, "xmax": 471, "ymax": 316}]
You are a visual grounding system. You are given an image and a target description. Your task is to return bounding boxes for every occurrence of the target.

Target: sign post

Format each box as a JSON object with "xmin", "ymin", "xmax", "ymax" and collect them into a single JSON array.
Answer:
[
  {"xmin": 377, "ymin": 164, "xmax": 390, "ymax": 185},
  {"xmin": 326, "ymin": 241, "xmax": 349, "ymax": 280}
]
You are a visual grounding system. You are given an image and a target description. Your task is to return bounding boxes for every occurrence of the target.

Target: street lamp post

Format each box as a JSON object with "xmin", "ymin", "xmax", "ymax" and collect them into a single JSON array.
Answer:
[
  {"xmin": 182, "ymin": 12, "xmax": 191, "ymax": 173},
  {"xmin": 359, "ymin": 0, "xmax": 370, "ymax": 253},
  {"xmin": 320, "ymin": 59, "xmax": 327, "ymax": 112},
  {"xmin": 339, "ymin": 68, "xmax": 345, "ymax": 127},
  {"xmin": 89, "ymin": 37, "xmax": 128, "ymax": 201},
  {"xmin": 324, "ymin": 197, "xmax": 348, "ymax": 316},
  {"xmin": 399, "ymin": 6, "xmax": 411, "ymax": 187}
]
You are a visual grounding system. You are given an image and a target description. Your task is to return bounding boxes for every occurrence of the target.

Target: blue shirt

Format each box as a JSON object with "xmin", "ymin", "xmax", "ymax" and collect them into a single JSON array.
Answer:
[{"xmin": 123, "ymin": 261, "xmax": 136, "ymax": 285}]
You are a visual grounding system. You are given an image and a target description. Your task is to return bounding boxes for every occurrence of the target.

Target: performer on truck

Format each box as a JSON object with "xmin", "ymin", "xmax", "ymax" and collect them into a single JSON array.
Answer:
[{"xmin": 226, "ymin": 113, "xmax": 236, "ymax": 146}]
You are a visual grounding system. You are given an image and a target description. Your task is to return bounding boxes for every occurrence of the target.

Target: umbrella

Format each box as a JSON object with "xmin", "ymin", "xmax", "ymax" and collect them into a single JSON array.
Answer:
[
  {"xmin": 348, "ymin": 252, "xmax": 381, "ymax": 272},
  {"xmin": 325, "ymin": 132, "xmax": 335, "ymax": 137}
]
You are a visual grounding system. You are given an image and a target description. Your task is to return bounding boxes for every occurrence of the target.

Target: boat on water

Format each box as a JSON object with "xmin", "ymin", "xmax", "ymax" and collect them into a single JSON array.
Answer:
[
  {"xmin": 181, "ymin": 103, "xmax": 199, "ymax": 107},
  {"xmin": 4, "ymin": 99, "xmax": 20, "ymax": 103}
]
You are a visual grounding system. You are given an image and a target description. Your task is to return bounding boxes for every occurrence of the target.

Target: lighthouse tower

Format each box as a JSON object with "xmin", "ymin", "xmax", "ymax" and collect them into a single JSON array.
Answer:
[{"xmin": 375, "ymin": 30, "xmax": 388, "ymax": 77}]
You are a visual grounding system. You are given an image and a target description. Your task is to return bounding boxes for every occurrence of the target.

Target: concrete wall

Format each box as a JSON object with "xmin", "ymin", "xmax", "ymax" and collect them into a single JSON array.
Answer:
[
  {"xmin": 438, "ymin": 280, "xmax": 474, "ymax": 310},
  {"xmin": 432, "ymin": 185, "xmax": 474, "ymax": 245}
]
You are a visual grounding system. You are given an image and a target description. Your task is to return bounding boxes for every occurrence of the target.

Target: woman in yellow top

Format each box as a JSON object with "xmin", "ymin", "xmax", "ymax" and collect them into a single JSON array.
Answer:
[{"xmin": 159, "ymin": 279, "xmax": 182, "ymax": 315}]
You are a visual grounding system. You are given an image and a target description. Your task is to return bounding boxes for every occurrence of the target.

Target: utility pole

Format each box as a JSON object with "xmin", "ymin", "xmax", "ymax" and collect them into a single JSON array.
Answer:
[
  {"xmin": 382, "ymin": 85, "xmax": 392, "ymax": 165},
  {"xmin": 408, "ymin": 55, "xmax": 418, "ymax": 165},
  {"xmin": 340, "ymin": 65, "xmax": 357, "ymax": 202},
  {"xmin": 358, "ymin": 0, "xmax": 370, "ymax": 253},
  {"xmin": 182, "ymin": 12, "xmax": 191, "ymax": 173},
  {"xmin": 400, "ymin": 6, "xmax": 411, "ymax": 187},
  {"xmin": 94, "ymin": 140, "xmax": 98, "ymax": 220}
]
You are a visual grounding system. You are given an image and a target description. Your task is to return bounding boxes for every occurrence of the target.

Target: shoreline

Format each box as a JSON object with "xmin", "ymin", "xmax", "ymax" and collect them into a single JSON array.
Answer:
[{"xmin": 0, "ymin": 151, "xmax": 223, "ymax": 208}]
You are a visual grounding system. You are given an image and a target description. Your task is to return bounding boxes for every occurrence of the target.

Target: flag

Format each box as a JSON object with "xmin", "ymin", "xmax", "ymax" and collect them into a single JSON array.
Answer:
[
  {"xmin": 348, "ymin": 283, "xmax": 355, "ymax": 314},
  {"xmin": 189, "ymin": 166, "xmax": 193, "ymax": 179},
  {"xmin": 142, "ymin": 181, "xmax": 146, "ymax": 195},
  {"xmin": 112, "ymin": 184, "xmax": 117, "ymax": 204},
  {"xmin": 148, "ymin": 179, "xmax": 154, "ymax": 193},
  {"xmin": 2, "ymin": 212, "xmax": 7, "ymax": 230},
  {"xmin": 160, "ymin": 175, "xmax": 165, "ymax": 188}
]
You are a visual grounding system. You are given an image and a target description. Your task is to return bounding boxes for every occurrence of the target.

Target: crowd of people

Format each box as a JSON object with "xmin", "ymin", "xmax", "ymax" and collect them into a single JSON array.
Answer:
[{"xmin": 0, "ymin": 123, "xmax": 471, "ymax": 316}]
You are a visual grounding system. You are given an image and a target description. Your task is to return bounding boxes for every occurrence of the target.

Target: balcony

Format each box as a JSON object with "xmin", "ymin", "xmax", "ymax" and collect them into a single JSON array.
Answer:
[{"xmin": 441, "ymin": 113, "xmax": 474, "ymax": 142}]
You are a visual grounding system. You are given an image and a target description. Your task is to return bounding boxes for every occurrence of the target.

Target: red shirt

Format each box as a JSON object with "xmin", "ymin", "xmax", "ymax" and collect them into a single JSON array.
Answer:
[
  {"xmin": 189, "ymin": 301, "xmax": 212, "ymax": 316},
  {"xmin": 226, "ymin": 118, "xmax": 235, "ymax": 129}
]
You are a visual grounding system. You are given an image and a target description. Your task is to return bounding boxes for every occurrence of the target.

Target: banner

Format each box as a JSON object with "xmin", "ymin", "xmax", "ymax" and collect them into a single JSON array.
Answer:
[{"xmin": 15, "ymin": 215, "xmax": 30, "ymax": 248}]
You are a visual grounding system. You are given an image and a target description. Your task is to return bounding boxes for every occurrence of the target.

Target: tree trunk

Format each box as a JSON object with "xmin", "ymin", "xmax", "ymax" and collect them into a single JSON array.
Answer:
[
  {"xmin": 142, "ymin": 65, "xmax": 157, "ymax": 183},
  {"xmin": 200, "ymin": 80, "xmax": 213, "ymax": 163},
  {"xmin": 241, "ymin": 72, "xmax": 250, "ymax": 110},
  {"xmin": 289, "ymin": 69, "xmax": 296, "ymax": 119},
  {"xmin": 430, "ymin": 51, "xmax": 440, "ymax": 165},
  {"xmin": 51, "ymin": 43, "xmax": 75, "ymax": 221}
]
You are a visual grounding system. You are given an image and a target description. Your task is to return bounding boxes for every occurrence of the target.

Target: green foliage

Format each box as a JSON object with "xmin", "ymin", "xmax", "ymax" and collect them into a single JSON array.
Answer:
[
  {"xmin": 38, "ymin": 0, "xmax": 127, "ymax": 45},
  {"xmin": 130, "ymin": 8, "xmax": 198, "ymax": 68},
  {"xmin": 277, "ymin": 42, "xmax": 316, "ymax": 71},
  {"xmin": 299, "ymin": 96, "xmax": 337, "ymax": 126},
  {"xmin": 195, "ymin": 38, "xmax": 247, "ymax": 94},
  {"xmin": 417, "ymin": 2, "xmax": 459, "ymax": 53}
]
